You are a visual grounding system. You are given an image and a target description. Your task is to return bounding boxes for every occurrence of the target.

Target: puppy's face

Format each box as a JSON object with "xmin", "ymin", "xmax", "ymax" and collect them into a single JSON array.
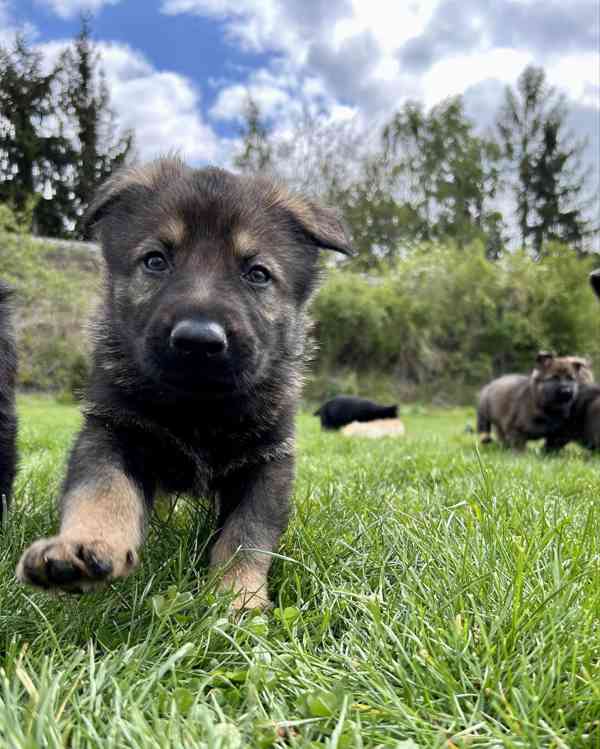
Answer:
[
  {"xmin": 86, "ymin": 158, "xmax": 351, "ymax": 395},
  {"xmin": 531, "ymin": 352, "xmax": 591, "ymax": 410}
]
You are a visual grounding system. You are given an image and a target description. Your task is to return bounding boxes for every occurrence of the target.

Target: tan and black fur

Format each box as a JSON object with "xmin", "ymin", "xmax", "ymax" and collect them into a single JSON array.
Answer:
[
  {"xmin": 0, "ymin": 281, "xmax": 17, "ymax": 514},
  {"xmin": 16, "ymin": 157, "xmax": 352, "ymax": 608},
  {"xmin": 476, "ymin": 352, "xmax": 592, "ymax": 450}
]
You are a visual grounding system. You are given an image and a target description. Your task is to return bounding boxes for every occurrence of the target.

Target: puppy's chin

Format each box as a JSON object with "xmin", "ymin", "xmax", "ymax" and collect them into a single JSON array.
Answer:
[
  {"xmin": 136, "ymin": 351, "xmax": 260, "ymax": 398},
  {"xmin": 544, "ymin": 394, "xmax": 575, "ymax": 411}
]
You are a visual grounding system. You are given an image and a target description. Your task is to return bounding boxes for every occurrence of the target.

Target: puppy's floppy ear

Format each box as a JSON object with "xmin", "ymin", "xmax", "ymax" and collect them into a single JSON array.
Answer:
[
  {"xmin": 299, "ymin": 200, "xmax": 354, "ymax": 256},
  {"xmin": 590, "ymin": 269, "xmax": 600, "ymax": 300},
  {"xmin": 536, "ymin": 351, "xmax": 555, "ymax": 369},
  {"xmin": 568, "ymin": 356, "xmax": 593, "ymax": 383},
  {"xmin": 569, "ymin": 356, "xmax": 590, "ymax": 371},
  {"xmin": 82, "ymin": 156, "xmax": 189, "ymax": 236},
  {"xmin": 263, "ymin": 182, "xmax": 354, "ymax": 255}
]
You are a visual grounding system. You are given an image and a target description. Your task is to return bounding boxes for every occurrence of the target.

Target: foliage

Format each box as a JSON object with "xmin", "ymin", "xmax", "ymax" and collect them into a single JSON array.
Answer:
[
  {"xmin": 0, "ymin": 230, "xmax": 98, "ymax": 394},
  {"xmin": 0, "ymin": 22, "xmax": 133, "ymax": 239},
  {"xmin": 3, "ymin": 226, "xmax": 599, "ymax": 403},
  {"xmin": 311, "ymin": 242, "xmax": 600, "ymax": 402},
  {"xmin": 382, "ymin": 97, "xmax": 503, "ymax": 250},
  {"xmin": 0, "ymin": 36, "xmax": 76, "ymax": 236}
]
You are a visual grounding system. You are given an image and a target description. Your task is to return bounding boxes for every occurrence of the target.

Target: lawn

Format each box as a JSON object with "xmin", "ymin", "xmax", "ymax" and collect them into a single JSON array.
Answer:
[{"xmin": 0, "ymin": 395, "xmax": 598, "ymax": 747}]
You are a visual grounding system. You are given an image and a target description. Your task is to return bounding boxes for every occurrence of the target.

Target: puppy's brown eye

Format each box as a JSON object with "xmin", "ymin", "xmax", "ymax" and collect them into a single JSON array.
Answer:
[
  {"xmin": 143, "ymin": 252, "xmax": 168, "ymax": 273},
  {"xmin": 245, "ymin": 265, "xmax": 271, "ymax": 286}
]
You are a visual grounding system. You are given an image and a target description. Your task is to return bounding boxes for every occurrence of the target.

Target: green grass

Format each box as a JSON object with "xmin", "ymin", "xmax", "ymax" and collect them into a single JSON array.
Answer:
[{"xmin": 1, "ymin": 395, "xmax": 599, "ymax": 747}]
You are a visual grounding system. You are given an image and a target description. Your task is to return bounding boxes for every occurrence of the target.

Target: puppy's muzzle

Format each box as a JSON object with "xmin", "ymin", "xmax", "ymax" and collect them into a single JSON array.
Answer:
[
  {"xmin": 169, "ymin": 318, "xmax": 228, "ymax": 357},
  {"xmin": 556, "ymin": 386, "xmax": 575, "ymax": 403}
]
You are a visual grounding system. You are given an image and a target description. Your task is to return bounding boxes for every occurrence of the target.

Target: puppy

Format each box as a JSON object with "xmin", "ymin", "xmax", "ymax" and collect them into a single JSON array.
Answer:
[
  {"xmin": 17, "ymin": 157, "xmax": 352, "ymax": 608},
  {"xmin": 315, "ymin": 396, "xmax": 398, "ymax": 430},
  {"xmin": 477, "ymin": 352, "xmax": 592, "ymax": 450}
]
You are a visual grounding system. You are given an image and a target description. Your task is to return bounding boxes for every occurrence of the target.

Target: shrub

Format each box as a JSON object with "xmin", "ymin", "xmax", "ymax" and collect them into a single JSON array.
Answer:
[
  {"xmin": 311, "ymin": 242, "xmax": 600, "ymax": 403},
  {"xmin": 0, "ymin": 228, "xmax": 99, "ymax": 396}
]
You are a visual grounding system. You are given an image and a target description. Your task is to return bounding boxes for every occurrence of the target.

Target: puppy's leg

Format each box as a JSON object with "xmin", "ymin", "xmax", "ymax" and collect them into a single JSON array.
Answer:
[
  {"xmin": 543, "ymin": 435, "xmax": 570, "ymax": 453},
  {"xmin": 505, "ymin": 431, "xmax": 526, "ymax": 451},
  {"xmin": 211, "ymin": 457, "xmax": 293, "ymax": 610},
  {"xmin": 476, "ymin": 398, "xmax": 493, "ymax": 444},
  {"xmin": 0, "ymin": 409, "xmax": 17, "ymax": 516},
  {"xmin": 17, "ymin": 420, "xmax": 153, "ymax": 593}
]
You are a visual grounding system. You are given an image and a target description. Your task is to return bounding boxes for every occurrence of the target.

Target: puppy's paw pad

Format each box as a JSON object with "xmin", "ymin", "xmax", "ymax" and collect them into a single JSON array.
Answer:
[{"xmin": 16, "ymin": 537, "xmax": 136, "ymax": 592}]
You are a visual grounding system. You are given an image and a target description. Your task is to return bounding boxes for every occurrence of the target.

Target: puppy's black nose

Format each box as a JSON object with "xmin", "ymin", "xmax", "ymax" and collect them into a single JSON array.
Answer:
[{"xmin": 170, "ymin": 319, "xmax": 228, "ymax": 356}]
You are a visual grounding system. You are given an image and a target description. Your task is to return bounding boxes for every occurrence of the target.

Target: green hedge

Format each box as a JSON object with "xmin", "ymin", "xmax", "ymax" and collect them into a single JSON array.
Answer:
[
  {"xmin": 1, "ymin": 226, "xmax": 598, "ymax": 404},
  {"xmin": 0, "ymin": 227, "xmax": 99, "ymax": 396},
  {"xmin": 310, "ymin": 242, "xmax": 600, "ymax": 403}
]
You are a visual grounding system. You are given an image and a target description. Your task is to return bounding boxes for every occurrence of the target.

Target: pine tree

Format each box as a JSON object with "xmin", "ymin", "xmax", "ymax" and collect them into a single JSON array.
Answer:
[
  {"xmin": 59, "ymin": 16, "xmax": 133, "ymax": 236},
  {"xmin": 497, "ymin": 65, "xmax": 594, "ymax": 256},
  {"xmin": 0, "ymin": 35, "xmax": 76, "ymax": 235}
]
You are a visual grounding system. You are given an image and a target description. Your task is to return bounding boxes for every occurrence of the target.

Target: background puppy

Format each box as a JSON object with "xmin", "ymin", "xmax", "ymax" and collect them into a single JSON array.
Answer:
[
  {"xmin": 315, "ymin": 395, "xmax": 398, "ymax": 430},
  {"xmin": 544, "ymin": 383, "xmax": 600, "ymax": 452},
  {"xmin": 477, "ymin": 351, "xmax": 591, "ymax": 450},
  {"xmin": 544, "ymin": 271, "xmax": 600, "ymax": 451},
  {"xmin": 17, "ymin": 157, "xmax": 352, "ymax": 608},
  {"xmin": 0, "ymin": 281, "xmax": 17, "ymax": 515}
]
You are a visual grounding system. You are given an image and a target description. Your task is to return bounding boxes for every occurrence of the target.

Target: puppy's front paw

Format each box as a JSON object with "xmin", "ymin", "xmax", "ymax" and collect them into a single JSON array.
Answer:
[
  {"xmin": 16, "ymin": 536, "xmax": 138, "ymax": 593},
  {"xmin": 218, "ymin": 567, "xmax": 270, "ymax": 611}
]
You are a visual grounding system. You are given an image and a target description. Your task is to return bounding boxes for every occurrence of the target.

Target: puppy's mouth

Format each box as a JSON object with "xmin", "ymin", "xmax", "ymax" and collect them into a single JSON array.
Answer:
[
  {"xmin": 139, "ymin": 341, "xmax": 261, "ymax": 395},
  {"xmin": 544, "ymin": 389, "xmax": 576, "ymax": 408},
  {"xmin": 554, "ymin": 390, "xmax": 575, "ymax": 404}
]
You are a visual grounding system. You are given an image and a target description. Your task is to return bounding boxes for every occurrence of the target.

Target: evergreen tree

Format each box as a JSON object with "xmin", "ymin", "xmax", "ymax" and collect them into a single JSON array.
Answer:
[
  {"xmin": 0, "ymin": 35, "xmax": 76, "ymax": 235},
  {"xmin": 497, "ymin": 65, "xmax": 594, "ymax": 256},
  {"xmin": 59, "ymin": 16, "xmax": 133, "ymax": 236}
]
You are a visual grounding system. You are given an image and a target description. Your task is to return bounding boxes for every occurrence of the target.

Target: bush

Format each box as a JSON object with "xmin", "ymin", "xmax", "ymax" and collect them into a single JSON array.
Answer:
[
  {"xmin": 0, "ymin": 226, "xmax": 99, "ymax": 396},
  {"xmin": 1, "ymin": 226, "xmax": 597, "ymax": 405},
  {"xmin": 311, "ymin": 242, "xmax": 600, "ymax": 403}
]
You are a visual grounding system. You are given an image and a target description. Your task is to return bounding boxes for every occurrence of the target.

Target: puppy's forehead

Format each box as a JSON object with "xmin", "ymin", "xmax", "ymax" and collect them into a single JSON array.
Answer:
[
  {"xmin": 547, "ymin": 359, "xmax": 576, "ymax": 376},
  {"xmin": 155, "ymin": 168, "xmax": 284, "ymax": 251}
]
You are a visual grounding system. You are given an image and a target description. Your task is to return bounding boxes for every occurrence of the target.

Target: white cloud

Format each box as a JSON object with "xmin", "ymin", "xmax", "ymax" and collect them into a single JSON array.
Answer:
[
  {"xmin": 39, "ymin": 40, "xmax": 221, "ymax": 164},
  {"xmin": 35, "ymin": 0, "xmax": 122, "ymax": 19},
  {"xmin": 422, "ymin": 48, "xmax": 534, "ymax": 109},
  {"xmin": 161, "ymin": 0, "xmax": 599, "ymax": 189},
  {"xmin": 545, "ymin": 53, "xmax": 600, "ymax": 110}
]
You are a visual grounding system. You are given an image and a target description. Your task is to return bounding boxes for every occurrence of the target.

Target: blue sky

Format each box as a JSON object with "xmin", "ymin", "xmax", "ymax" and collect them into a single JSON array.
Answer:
[{"xmin": 2, "ymin": 0, "xmax": 599, "ymax": 190}]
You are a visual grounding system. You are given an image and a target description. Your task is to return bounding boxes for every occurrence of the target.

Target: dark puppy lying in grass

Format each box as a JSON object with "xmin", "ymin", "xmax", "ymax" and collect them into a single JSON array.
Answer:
[
  {"xmin": 315, "ymin": 395, "xmax": 398, "ymax": 430},
  {"xmin": 0, "ymin": 280, "xmax": 17, "ymax": 516},
  {"xmin": 477, "ymin": 352, "xmax": 592, "ymax": 450},
  {"xmin": 17, "ymin": 157, "xmax": 352, "ymax": 609}
]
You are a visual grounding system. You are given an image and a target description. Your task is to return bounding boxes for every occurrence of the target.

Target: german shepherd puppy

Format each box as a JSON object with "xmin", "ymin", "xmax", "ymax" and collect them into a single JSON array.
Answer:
[
  {"xmin": 543, "ymin": 384, "xmax": 600, "ymax": 452},
  {"xmin": 0, "ymin": 281, "xmax": 17, "ymax": 515},
  {"xmin": 314, "ymin": 395, "xmax": 398, "ymax": 430},
  {"xmin": 543, "ymin": 271, "xmax": 600, "ymax": 452},
  {"xmin": 16, "ymin": 157, "xmax": 352, "ymax": 608},
  {"xmin": 476, "ymin": 352, "xmax": 592, "ymax": 450}
]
